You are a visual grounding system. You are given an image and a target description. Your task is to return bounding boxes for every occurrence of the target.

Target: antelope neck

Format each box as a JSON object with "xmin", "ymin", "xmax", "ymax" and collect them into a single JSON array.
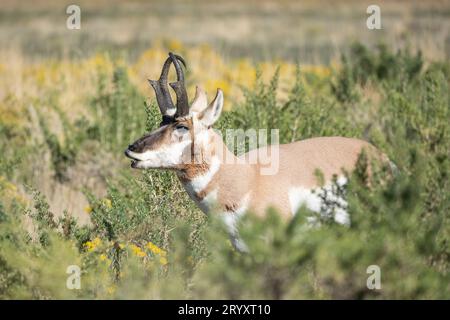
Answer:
[
  {"xmin": 176, "ymin": 132, "xmax": 237, "ymax": 204},
  {"xmin": 178, "ymin": 156, "xmax": 221, "ymax": 198}
]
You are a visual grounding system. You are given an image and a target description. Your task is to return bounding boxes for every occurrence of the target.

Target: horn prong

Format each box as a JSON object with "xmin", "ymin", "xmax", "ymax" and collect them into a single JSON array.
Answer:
[{"xmin": 148, "ymin": 56, "xmax": 176, "ymax": 119}]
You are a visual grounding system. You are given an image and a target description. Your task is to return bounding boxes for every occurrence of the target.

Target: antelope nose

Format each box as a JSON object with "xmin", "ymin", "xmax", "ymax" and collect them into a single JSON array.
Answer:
[
  {"xmin": 125, "ymin": 145, "xmax": 136, "ymax": 158},
  {"xmin": 128, "ymin": 144, "xmax": 136, "ymax": 152}
]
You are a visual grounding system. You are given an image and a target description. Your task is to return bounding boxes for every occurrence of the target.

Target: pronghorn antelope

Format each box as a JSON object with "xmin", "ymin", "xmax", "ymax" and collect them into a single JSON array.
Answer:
[{"xmin": 125, "ymin": 53, "xmax": 388, "ymax": 251}]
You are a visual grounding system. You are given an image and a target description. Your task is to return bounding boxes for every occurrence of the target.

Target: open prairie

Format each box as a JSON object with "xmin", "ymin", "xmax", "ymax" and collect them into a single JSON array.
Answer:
[{"xmin": 1, "ymin": 0, "xmax": 449, "ymax": 62}]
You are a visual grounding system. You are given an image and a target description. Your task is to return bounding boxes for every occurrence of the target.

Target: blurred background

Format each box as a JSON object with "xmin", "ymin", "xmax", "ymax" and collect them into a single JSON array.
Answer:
[{"xmin": 1, "ymin": 0, "xmax": 449, "ymax": 62}]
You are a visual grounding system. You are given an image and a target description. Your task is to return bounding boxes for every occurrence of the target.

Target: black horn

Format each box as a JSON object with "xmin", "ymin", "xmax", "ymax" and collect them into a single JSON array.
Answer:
[
  {"xmin": 168, "ymin": 52, "xmax": 190, "ymax": 117},
  {"xmin": 148, "ymin": 56, "xmax": 175, "ymax": 119},
  {"xmin": 148, "ymin": 53, "xmax": 187, "ymax": 123}
]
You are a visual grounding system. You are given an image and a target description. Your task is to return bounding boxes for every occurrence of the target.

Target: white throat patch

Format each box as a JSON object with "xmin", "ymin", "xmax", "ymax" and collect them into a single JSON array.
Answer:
[
  {"xmin": 179, "ymin": 156, "xmax": 221, "ymax": 214},
  {"xmin": 185, "ymin": 156, "xmax": 221, "ymax": 194}
]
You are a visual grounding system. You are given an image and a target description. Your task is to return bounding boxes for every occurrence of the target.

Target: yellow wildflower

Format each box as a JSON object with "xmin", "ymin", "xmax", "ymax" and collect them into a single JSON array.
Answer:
[
  {"xmin": 167, "ymin": 39, "xmax": 183, "ymax": 52},
  {"xmin": 5, "ymin": 182, "xmax": 17, "ymax": 192},
  {"xmin": 106, "ymin": 285, "xmax": 116, "ymax": 295},
  {"xmin": 146, "ymin": 241, "xmax": 167, "ymax": 257},
  {"xmin": 84, "ymin": 237, "xmax": 101, "ymax": 252},
  {"xmin": 99, "ymin": 254, "xmax": 108, "ymax": 261},
  {"xmin": 102, "ymin": 198, "xmax": 112, "ymax": 208},
  {"xmin": 205, "ymin": 78, "xmax": 231, "ymax": 99},
  {"xmin": 84, "ymin": 241, "xmax": 94, "ymax": 251},
  {"xmin": 130, "ymin": 244, "xmax": 146, "ymax": 257},
  {"xmin": 159, "ymin": 256, "xmax": 168, "ymax": 266},
  {"xmin": 84, "ymin": 206, "xmax": 92, "ymax": 214},
  {"xmin": 87, "ymin": 53, "xmax": 112, "ymax": 73}
]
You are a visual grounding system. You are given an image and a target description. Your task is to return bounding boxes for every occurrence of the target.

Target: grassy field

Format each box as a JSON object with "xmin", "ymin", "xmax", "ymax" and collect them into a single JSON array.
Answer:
[
  {"xmin": 0, "ymin": 0, "xmax": 450, "ymax": 299},
  {"xmin": 1, "ymin": 0, "xmax": 449, "ymax": 62}
]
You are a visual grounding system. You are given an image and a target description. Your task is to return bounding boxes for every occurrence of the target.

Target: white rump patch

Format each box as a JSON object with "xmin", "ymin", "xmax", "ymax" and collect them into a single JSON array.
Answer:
[
  {"xmin": 288, "ymin": 187, "xmax": 321, "ymax": 214},
  {"xmin": 288, "ymin": 176, "xmax": 349, "ymax": 226}
]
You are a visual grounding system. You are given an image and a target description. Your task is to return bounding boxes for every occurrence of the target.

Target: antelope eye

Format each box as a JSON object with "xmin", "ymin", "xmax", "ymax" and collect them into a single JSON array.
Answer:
[{"xmin": 175, "ymin": 124, "xmax": 189, "ymax": 132}]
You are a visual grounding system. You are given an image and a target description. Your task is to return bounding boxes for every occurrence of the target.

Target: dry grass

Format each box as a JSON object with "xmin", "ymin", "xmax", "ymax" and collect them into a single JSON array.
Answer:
[{"xmin": 0, "ymin": 0, "xmax": 449, "ymax": 62}]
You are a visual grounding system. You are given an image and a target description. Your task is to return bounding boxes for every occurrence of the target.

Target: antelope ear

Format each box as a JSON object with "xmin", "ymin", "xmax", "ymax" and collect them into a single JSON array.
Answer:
[
  {"xmin": 198, "ymin": 89, "xmax": 223, "ymax": 127},
  {"xmin": 190, "ymin": 86, "xmax": 208, "ymax": 113}
]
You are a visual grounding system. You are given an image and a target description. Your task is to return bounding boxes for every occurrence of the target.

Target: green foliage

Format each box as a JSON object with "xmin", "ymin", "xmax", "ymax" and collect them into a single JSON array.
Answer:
[
  {"xmin": 38, "ymin": 115, "xmax": 78, "ymax": 182},
  {"xmin": 222, "ymin": 64, "xmax": 358, "ymax": 154},
  {"xmin": 90, "ymin": 66, "xmax": 147, "ymax": 153},
  {"xmin": 331, "ymin": 43, "xmax": 424, "ymax": 103},
  {"xmin": 346, "ymin": 42, "xmax": 423, "ymax": 86}
]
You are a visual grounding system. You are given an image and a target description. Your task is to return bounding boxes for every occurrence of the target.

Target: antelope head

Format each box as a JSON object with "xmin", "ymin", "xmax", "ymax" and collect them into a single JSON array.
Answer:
[{"xmin": 124, "ymin": 52, "xmax": 224, "ymax": 170}]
